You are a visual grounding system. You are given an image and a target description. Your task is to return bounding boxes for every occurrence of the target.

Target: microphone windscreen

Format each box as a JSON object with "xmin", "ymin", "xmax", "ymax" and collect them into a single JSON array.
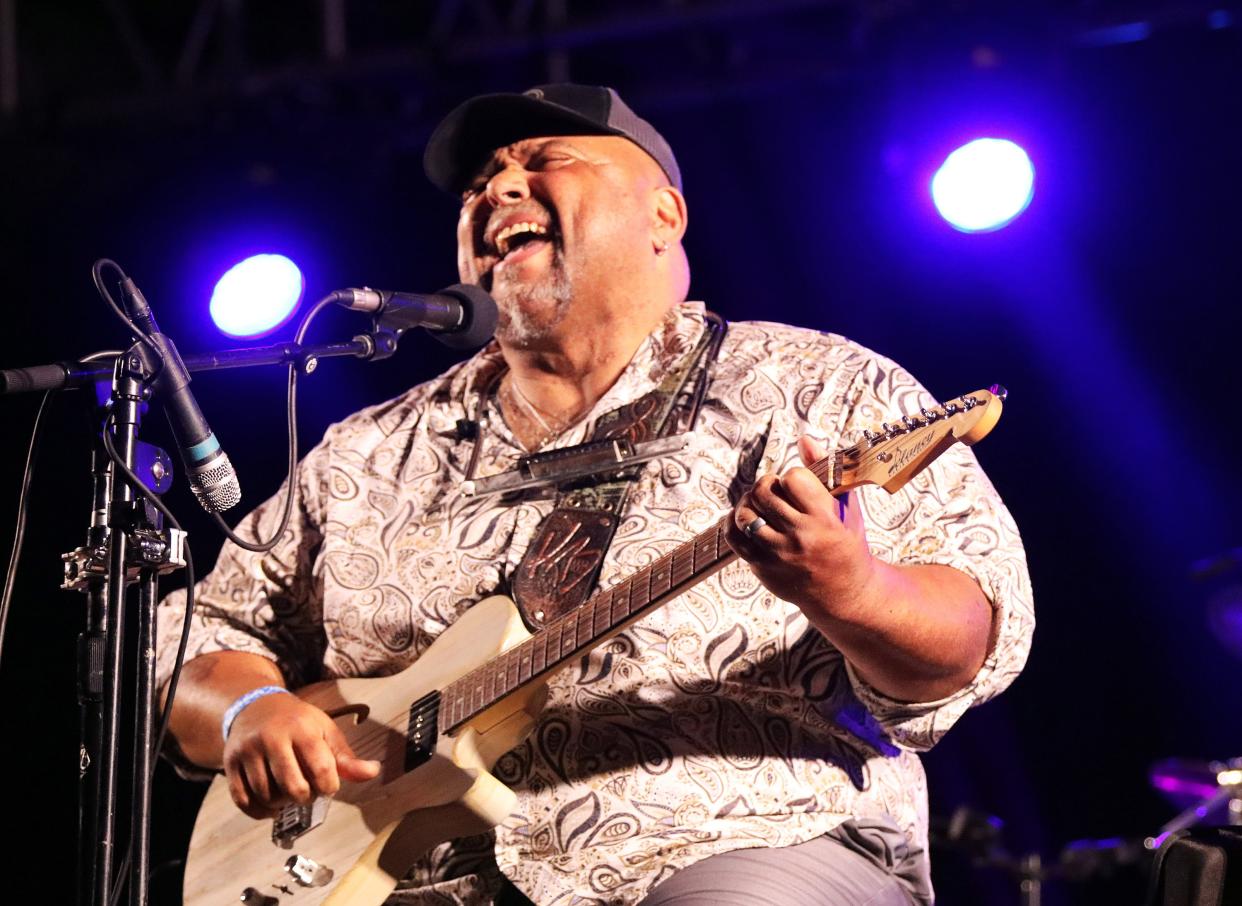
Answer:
[
  {"xmin": 188, "ymin": 453, "xmax": 242, "ymax": 513},
  {"xmin": 434, "ymin": 284, "xmax": 498, "ymax": 349}
]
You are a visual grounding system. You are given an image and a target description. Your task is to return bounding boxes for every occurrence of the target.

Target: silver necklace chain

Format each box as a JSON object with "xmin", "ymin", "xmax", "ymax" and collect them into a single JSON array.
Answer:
[{"xmin": 503, "ymin": 374, "xmax": 584, "ymax": 449}]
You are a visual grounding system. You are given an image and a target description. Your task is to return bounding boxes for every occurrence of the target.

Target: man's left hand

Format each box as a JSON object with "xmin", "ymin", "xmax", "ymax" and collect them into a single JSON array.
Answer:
[
  {"xmin": 725, "ymin": 436, "xmax": 878, "ymax": 621},
  {"xmin": 726, "ymin": 435, "xmax": 994, "ymax": 703}
]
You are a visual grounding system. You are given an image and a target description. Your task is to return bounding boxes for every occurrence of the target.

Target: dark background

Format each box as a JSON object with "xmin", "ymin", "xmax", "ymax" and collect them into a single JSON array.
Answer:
[{"xmin": 1, "ymin": 3, "xmax": 1240, "ymax": 903}]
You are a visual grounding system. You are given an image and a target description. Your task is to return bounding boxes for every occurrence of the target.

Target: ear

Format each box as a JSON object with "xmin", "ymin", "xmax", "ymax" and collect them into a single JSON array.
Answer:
[{"xmin": 651, "ymin": 185, "xmax": 688, "ymax": 245}]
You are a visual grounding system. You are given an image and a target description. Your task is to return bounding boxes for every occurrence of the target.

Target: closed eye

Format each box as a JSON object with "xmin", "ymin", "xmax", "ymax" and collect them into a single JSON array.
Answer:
[{"xmin": 529, "ymin": 153, "xmax": 575, "ymax": 170}]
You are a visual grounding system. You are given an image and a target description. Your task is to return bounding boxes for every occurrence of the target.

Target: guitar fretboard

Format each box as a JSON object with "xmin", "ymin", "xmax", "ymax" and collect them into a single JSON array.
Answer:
[{"xmin": 437, "ymin": 449, "xmax": 846, "ymax": 733}]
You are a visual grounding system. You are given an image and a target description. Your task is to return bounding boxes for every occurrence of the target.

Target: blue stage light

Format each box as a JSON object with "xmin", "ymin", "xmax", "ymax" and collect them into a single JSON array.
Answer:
[
  {"xmin": 209, "ymin": 254, "xmax": 304, "ymax": 338},
  {"xmin": 931, "ymin": 139, "xmax": 1035, "ymax": 233}
]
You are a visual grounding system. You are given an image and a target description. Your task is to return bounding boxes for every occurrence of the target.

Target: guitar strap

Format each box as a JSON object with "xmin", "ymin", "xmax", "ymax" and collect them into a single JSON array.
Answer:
[{"xmin": 510, "ymin": 312, "xmax": 726, "ymax": 628}]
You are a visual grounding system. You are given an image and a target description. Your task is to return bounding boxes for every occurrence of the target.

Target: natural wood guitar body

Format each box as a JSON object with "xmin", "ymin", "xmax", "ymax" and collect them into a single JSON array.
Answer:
[{"xmin": 184, "ymin": 594, "xmax": 543, "ymax": 906}]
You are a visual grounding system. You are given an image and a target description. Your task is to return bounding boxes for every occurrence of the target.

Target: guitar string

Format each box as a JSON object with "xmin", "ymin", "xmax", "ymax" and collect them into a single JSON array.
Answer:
[
  {"xmin": 439, "ymin": 518, "xmax": 733, "ymax": 726},
  {"xmin": 434, "ymin": 397, "xmax": 980, "ymax": 729},
  {"xmin": 326, "ymin": 520, "xmax": 738, "ymax": 764},
  {"xmin": 334, "ymin": 521, "xmax": 735, "ymax": 763},
  {"xmin": 325, "ymin": 399, "xmax": 978, "ymax": 765}
]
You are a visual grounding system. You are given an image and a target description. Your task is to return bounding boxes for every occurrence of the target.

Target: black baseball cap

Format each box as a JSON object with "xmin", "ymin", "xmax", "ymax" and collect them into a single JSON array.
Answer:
[{"xmin": 423, "ymin": 83, "xmax": 682, "ymax": 195}]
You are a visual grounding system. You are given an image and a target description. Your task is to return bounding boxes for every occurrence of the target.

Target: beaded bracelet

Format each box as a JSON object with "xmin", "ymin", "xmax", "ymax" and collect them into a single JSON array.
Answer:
[{"xmin": 221, "ymin": 685, "xmax": 290, "ymax": 742}]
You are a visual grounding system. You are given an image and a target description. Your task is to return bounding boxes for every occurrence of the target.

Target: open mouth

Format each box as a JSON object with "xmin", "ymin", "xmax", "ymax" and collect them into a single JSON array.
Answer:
[
  {"xmin": 494, "ymin": 220, "xmax": 550, "ymax": 258},
  {"xmin": 481, "ymin": 216, "xmax": 559, "ymax": 288}
]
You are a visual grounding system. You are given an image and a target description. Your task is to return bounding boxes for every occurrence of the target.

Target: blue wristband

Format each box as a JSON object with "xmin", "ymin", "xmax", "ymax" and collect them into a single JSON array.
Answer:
[{"xmin": 221, "ymin": 685, "xmax": 290, "ymax": 742}]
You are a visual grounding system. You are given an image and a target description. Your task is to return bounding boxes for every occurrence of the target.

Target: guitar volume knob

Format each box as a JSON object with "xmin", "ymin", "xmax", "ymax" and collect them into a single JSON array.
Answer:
[{"xmin": 239, "ymin": 888, "xmax": 278, "ymax": 906}]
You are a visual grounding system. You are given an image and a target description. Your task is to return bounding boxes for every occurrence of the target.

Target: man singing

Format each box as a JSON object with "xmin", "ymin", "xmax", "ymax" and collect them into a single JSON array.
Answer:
[{"xmin": 159, "ymin": 84, "xmax": 1033, "ymax": 905}]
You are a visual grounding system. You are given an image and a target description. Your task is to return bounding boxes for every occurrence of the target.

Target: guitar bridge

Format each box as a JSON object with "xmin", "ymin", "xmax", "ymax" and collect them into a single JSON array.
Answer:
[
  {"xmin": 405, "ymin": 691, "xmax": 439, "ymax": 771},
  {"xmin": 271, "ymin": 797, "xmax": 330, "ymax": 849}
]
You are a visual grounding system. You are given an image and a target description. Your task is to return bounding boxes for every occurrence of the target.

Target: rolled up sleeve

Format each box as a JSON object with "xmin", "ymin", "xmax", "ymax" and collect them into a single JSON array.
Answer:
[{"xmin": 817, "ymin": 354, "xmax": 1035, "ymax": 751}]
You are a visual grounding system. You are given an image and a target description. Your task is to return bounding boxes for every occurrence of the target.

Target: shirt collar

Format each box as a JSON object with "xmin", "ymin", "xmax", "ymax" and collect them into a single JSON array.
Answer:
[{"xmin": 449, "ymin": 301, "xmax": 710, "ymax": 438}]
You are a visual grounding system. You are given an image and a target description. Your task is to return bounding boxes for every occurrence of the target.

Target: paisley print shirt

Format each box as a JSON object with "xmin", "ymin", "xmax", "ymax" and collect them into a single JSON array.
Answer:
[{"xmin": 156, "ymin": 302, "xmax": 1034, "ymax": 905}]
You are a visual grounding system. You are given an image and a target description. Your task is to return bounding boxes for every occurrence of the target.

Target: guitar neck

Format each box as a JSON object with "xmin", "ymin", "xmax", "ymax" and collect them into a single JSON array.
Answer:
[
  {"xmin": 438, "ymin": 450, "xmax": 845, "ymax": 733},
  {"xmin": 435, "ymin": 386, "xmax": 1003, "ymax": 734}
]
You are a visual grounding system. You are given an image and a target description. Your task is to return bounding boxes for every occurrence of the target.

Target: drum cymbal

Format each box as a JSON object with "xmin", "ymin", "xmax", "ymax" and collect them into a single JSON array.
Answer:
[{"xmin": 1150, "ymin": 757, "xmax": 1242, "ymax": 807}]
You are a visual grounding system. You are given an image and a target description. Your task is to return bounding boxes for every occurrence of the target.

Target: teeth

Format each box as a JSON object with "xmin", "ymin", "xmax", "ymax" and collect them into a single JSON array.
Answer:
[{"xmin": 494, "ymin": 221, "xmax": 549, "ymax": 256}]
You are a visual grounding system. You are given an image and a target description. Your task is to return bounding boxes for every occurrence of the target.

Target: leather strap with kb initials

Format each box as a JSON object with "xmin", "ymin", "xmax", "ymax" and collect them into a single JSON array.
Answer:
[{"xmin": 511, "ymin": 314, "xmax": 724, "ymax": 628}]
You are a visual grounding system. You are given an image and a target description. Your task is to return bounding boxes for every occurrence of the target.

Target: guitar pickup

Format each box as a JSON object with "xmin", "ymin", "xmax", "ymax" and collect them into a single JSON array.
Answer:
[
  {"xmin": 405, "ymin": 691, "xmax": 439, "ymax": 772},
  {"xmin": 461, "ymin": 434, "xmax": 691, "ymax": 498}
]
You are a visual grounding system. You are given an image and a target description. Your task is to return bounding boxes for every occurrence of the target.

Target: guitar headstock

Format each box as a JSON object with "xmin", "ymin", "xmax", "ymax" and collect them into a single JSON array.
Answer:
[{"xmin": 834, "ymin": 386, "xmax": 1005, "ymax": 494}]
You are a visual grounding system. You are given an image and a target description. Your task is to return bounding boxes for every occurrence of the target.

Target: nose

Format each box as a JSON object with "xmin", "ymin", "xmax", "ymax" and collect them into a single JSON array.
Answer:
[{"xmin": 484, "ymin": 164, "xmax": 531, "ymax": 207}]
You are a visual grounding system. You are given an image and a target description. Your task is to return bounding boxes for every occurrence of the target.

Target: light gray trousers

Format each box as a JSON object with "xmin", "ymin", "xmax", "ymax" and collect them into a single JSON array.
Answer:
[{"xmin": 637, "ymin": 818, "xmax": 930, "ymax": 906}]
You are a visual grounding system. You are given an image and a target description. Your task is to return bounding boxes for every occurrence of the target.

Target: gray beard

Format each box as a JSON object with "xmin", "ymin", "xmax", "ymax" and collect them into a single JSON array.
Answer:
[{"xmin": 491, "ymin": 248, "xmax": 574, "ymax": 347}]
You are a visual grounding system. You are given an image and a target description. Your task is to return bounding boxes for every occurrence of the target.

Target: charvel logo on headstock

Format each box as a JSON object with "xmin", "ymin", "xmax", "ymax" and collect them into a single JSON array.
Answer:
[
  {"xmin": 859, "ymin": 388, "xmax": 1006, "ymax": 491},
  {"xmin": 880, "ymin": 428, "xmax": 939, "ymax": 477}
]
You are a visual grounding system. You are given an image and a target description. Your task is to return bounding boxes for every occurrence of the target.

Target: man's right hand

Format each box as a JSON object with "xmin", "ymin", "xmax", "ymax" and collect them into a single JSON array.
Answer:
[
  {"xmin": 164, "ymin": 651, "xmax": 383, "ymax": 819},
  {"xmin": 222, "ymin": 692, "xmax": 381, "ymax": 818}
]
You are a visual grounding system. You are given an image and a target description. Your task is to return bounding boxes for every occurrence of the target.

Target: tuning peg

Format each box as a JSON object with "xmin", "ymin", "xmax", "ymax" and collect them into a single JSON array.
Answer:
[{"xmin": 989, "ymin": 384, "xmax": 1008, "ymax": 401}]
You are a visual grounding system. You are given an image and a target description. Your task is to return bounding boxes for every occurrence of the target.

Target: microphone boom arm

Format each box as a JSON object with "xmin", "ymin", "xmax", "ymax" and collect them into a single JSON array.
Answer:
[{"xmin": 1, "ymin": 331, "xmax": 400, "ymax": 395}]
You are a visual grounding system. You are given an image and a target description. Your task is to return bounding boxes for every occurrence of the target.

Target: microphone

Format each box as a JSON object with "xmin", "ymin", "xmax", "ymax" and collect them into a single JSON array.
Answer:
[
  {"xmin": 122, "ymin": 279, "xmax": 242, "ymax": 513},
  {"xmin": 334, "ymin": 283, "xmax": 498, "ymax": 349}
]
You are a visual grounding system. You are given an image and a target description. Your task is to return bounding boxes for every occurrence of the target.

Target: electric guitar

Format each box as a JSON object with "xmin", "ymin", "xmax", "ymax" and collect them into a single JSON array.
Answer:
[{"xmin": 183, "ymin": 386, "xmax": 1006, "ymax": 906}]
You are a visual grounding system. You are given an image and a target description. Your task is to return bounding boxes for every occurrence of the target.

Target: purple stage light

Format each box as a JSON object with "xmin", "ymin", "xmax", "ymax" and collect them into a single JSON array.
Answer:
[
  {"xmin": 931, "ymin": 138, "xmax": 1035, "ymax": 233},
  {"xmin": 209, "ymin": 253, "xmax": 304, "ymax": 338}
]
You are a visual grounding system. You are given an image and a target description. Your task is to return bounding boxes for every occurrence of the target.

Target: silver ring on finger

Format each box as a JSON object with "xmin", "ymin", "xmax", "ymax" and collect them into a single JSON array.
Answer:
[{"xmin": 743, "ymin": 515, "xmax": 768, "ymax": 538}]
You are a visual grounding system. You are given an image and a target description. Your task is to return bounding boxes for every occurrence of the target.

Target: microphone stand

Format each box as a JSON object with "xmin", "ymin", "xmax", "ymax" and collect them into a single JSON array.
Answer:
[
  {"xmin": 19, "ymin": 326, "xmax": 403, "ymax": 906},
  {"xmin": 60, "ymin": 350, "xmax": 186, "ymax": 906}
]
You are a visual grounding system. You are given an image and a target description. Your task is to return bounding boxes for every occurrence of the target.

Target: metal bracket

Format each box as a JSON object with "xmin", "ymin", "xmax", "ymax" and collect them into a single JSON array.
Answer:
[
  {"xmin": 62, "ymin": 527, "xmax": 187, "ymax": 591},
  {"xmin": 461, "ymin": 433, "xmax": 692, "ymax": 498}
]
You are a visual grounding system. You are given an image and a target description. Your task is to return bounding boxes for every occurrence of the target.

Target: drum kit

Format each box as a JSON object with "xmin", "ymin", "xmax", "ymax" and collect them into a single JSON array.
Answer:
[
  {"xmin": 1077, "ymin": 547, "xmax": 1242, "ymax": 899},
  {"xmin": 1138, "ymin": 555, "xmax": 1242, "ymax": 900},
  {"xmin": 1147, "ymin": 757, "xmax": 1242, "ymax": 847},
  {"xmin": 934, "ymin": 547, "xmax": 1242, "ymax": 904},
  {"xmin": 932, "ymin": 760, "xmax": 1242, "ymax": 905},
  {"xmin": 1153, "ymin": 547, "xmax": 1242, "ymax": 839}
]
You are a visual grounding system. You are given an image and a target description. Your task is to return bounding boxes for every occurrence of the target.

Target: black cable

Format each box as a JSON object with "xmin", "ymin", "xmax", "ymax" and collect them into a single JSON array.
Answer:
[
  {"xmin": 86, "ymin": 273, "xmax": 335, "ymax": 902},
  {"xmin": 91, "ymin": 258, "xmax": 165, "ymax": 384},
  {"xmin": 100, "ymin": 420, "xmax": 196, "ymax": 906},
  {"xmin": 105, "ymin": 292, "xmax": 337, "ymax": 736},
  {"xmin": 0, "ymin": 390, "xmax": 54, "ymax": 677},
  {"xmin": 0, "ymin": 348, "xmax": 130, "ymax": 680},
  {"xmin": 104, "ymin": 425, "xmax": 197, "ymax": 763},
  {"xmin": 209, "ymin": 294, "xmax": 337, "ymax": 553},
  {"xmin": 100, "ymin": 294, "xmax": 338, "ymax": 903},
  {"xmin": 85, "ymin": 261, "xmax": 195, "ymax": 766}
]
